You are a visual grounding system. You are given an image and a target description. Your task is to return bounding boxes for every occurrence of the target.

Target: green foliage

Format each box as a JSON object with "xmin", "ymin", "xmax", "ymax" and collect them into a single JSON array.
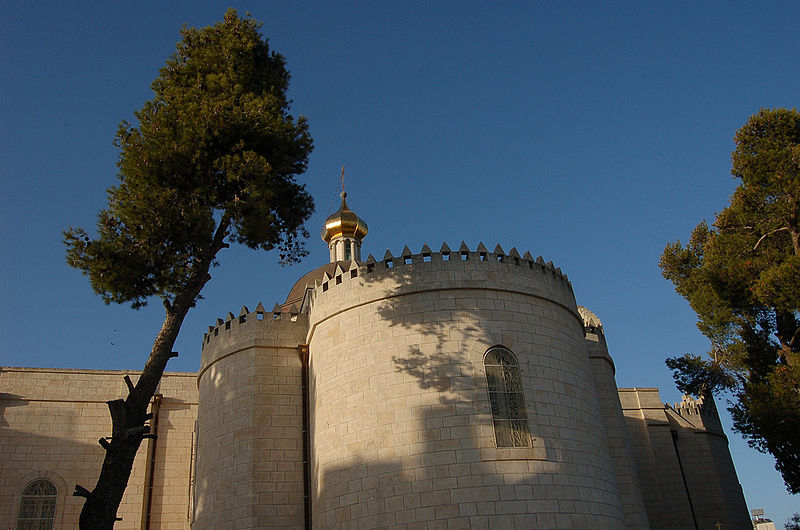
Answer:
[
  {"xmin": 65, "ymin": 9, "xmax": 313, "ymax": 309},
  {"xmin": 732, "ymin": 361, "xmax": 800, "ymax": 494},
  {"xmin": 660, "ymin": 108, "xmax": 800, "ymax": 494},
  {"xmin": 786, "ymin": 513, "xmax": 800, "ymax": 530},
  {"xmin": 64, "ymin": 12, "xmax": 314, "ymax": 527},
  {"xmin": 664, "ymin": 353, "xmax": 735, "ymax": 396}
]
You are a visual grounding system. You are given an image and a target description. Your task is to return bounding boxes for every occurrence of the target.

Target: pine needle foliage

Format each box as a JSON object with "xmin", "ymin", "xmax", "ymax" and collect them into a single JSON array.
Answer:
[
  {"xmin": 660, "ymin": 108, "xmax": 800, "ymax": 494},
  {"xmin": 63, "ymin": 10, "xmax": 313, "ymax": 528},
  {"xmin": 65, "ymin": 8, "xmax": 313, "ymax": 309}
]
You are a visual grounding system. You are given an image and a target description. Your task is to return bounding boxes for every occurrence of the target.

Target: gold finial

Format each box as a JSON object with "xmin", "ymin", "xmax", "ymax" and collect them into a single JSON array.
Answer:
[{"xmin": 321, "ymin": 165, "xmax": 368, "ymax": 243}]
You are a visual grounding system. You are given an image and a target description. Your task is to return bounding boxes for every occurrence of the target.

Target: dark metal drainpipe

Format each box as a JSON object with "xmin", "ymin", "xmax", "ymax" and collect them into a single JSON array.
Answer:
[
  {"xmin": 298, "ymin": 345, "xmax": 312, "ymax": 530},
  {"xmin": 671, "ymin": 429, "xmax": 699, "ymax": 530},
  {"xmin": 142, "ymin": 394, "xmax": 162, "ymax": 530}
]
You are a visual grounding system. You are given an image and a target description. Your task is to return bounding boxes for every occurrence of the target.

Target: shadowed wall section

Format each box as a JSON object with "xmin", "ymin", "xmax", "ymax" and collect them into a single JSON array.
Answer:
[
  {"xmin": 619, "ymin": 388, "xmax": 751, "ymax": 530},
  {"xmin": 0, "ymin": 368, "xmax": 196, "ymax": 530},
  {"xmin": 195, "ymin": 309, "xmax": 307, "ymax": 529}
]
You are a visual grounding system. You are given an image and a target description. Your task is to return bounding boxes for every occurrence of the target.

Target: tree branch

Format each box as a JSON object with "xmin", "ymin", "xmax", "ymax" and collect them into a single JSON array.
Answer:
[
  {"xmin": 128, "ymin": 214, "xmax": 234, "ymax": 411},
  {"xmin": 73, "ymin": 485, "xmax": 92, "ymax": 499},
  {"xmin": 107, "ymin": 399, "xmax": 127, "ymax": 435},
  {"xmin": 752, "ymin": 226, "xmax": 790, "ymax": 251},
  {"xmin": 123, "ymin": 375, "xmax": 134, "ymax": 396},
  {"xmin": 210, "ymin": 213, "xmax": 232, "ymax": 255},
  {"xmin": 790, "ymin": 324, "xmax": 800, "ymax": 352}
]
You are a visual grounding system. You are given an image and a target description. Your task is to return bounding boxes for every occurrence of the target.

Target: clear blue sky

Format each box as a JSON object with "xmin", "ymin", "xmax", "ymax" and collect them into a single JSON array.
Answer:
[{"xmin": 1, "ymin": 1, "xmax": 797, "ymax": 524}]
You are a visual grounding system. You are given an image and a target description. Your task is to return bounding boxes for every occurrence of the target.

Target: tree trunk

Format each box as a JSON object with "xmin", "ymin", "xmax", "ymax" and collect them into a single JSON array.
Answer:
[
  {"xmin": 77, "ymin": 305, "xmax": 190, "ymax": 529},
  {"xmin": 76, "ymin": 216, "xmax": 228, "ymax": 528}
]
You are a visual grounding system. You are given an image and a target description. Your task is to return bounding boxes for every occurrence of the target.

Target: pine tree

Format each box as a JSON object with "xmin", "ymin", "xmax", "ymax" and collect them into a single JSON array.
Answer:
[
  {"xmin": 660, "ymin": 108, "xmax": 800, "ymax": 493},
  {"xmin": 64, "ymin": 10, "xmax": 313, "ymax": 527}
]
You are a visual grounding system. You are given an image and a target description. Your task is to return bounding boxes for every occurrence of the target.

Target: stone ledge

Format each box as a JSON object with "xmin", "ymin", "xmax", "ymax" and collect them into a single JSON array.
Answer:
[{"xmin": 480, "ymin": 443, "xmax": 548, "ymax": 461}]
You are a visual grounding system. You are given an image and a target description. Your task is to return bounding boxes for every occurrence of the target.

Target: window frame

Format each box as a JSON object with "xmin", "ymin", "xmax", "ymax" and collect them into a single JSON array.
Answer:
[
  {"xmin": 484, "ymin": 346, "xmax": 532, "ymax": 448},
  {"xmin": 17, "ymin": 478, "xmax": 57, "ymax": 530}
]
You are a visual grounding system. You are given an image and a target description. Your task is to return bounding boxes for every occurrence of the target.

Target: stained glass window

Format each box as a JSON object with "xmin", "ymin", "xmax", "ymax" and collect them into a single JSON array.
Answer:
[
  {"xmin": 17, "ymin": 479, "xmax": 56, "ymax": 530},
  {"xmin": 485, "ymin": 347, "xmax": 531, "ymax": 447}
]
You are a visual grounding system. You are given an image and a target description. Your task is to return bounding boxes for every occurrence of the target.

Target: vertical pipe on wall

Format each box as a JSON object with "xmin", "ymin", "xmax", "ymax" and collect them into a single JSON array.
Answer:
[
  {"xmin": 141, "ymin": 394, "xmax": 162, "ymax": 530},
  {"xmin": 671, "ymin": 429, "xmax": 699, "ymax": 530},
  {"xmin": 298, "ymin": 345, "xmax": 311, "ymax": 530},
  {"xmin": 187, "ymin": 423, "xmax": 196, "ymax": 523}
]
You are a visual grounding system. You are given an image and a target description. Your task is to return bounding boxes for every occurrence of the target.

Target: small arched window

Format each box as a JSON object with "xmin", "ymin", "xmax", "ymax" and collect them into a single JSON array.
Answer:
[
  {"xmin": 485, "ymin": 347, "xmax": 531, "ymax": 447},
  {"xmin": 17, "ymin": 479, "xmax": 57, "ymax": 530},
  {"xmin": 344, "ymin": 239, "xmax": 352, "ymax": 261}
]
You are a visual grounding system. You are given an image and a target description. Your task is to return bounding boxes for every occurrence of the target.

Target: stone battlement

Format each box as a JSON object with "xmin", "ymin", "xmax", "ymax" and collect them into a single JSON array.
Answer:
[
  {"xmin": 671, "ymin": 394, "xmax": 724, "ymax": 434},
  {"xmin": 201, "ymin": 242, "xmax": 577, "ymax": 366},
  {"xmin": 673, "ymin": 394, "xmax": 713, "ymax": 417},
  {"xmin": 200, "ymin": 302, "xmax": 309, "ymax": 371},
  {"xmin": 361, "ymin": 241, "xmax": 570, "ymax": 283},
  {"xmin": 202, "ymin": 302, "xmax": 304, "ymax": 345},
  {"xmin": 307, "ymin": 241, "xmax": 577, "ymax": 317},
  {"xmin": 578, "ymin": 306, "xmax": 604, "ymax": 335}
]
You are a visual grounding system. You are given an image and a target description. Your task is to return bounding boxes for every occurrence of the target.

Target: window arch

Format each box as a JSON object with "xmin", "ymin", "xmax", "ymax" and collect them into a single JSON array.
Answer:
[
  {"xmin": 17, "ymin": 479, "xmax": 57, "ymax": 530},
  {"xmin": 484, "ymin": 346, "xmax": 531, "ymax": 447}
]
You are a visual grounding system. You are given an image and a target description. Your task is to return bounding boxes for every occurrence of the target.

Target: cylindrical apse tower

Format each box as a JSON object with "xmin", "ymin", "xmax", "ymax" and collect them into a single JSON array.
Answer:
[
  {"xmin": 193, "ymin": 308, "xmax": 308, "ymax": 529},
  {"xmin": 305, "ymin": 246, "xmax": 633, "ymax": 529}
]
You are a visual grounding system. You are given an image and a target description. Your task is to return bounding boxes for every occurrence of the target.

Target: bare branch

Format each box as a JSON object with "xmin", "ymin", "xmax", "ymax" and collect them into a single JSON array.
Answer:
[
  {"xmin": 73, "ymin": 485, "xmax": 92, "ymax": 498},
  {"xmin": 107, "ymin": 399, "xmax": 127, "ymax": 428},
  {"xmin": 123, "ymin": 375, "xmax": 134, "ymax": 395},
  {"xmin": 124, "ymin": 425, "xmax": 150, "ymax": 439},
  {"xmin": 791, "ymin": 324, "xmax": 800, "ymax": 350},
  {"xmin": 753, "ymin": 226, "xmax": 790, "ymax": 251}
]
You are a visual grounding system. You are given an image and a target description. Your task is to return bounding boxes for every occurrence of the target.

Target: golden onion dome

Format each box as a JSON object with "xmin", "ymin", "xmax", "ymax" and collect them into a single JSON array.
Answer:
[{"xmin": 321, "ymin": 192, "xmax": 368, "ymax": 243}]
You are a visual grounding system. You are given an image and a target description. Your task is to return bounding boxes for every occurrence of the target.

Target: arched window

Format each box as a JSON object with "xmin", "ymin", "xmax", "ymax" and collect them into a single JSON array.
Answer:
[
  {"xmin": 17, "ymin": 479, "xmax": 57, "ymax": 530},
  {"xmin": 485, "ymin": 347, "xmax": 531, "ymax": 447}
]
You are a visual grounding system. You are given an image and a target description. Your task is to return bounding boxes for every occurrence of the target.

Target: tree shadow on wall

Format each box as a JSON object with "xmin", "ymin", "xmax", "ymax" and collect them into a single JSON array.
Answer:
[
  {"xmin": 0, "ymin": 397, "xmax": 120, "ymax": 528},
  {"xmin": 308, "ymin": 243, "xmax": 610, "ymax": 528},
  {"xmin": 356, "ymin": 242, "xmax": 547, "ymax": 402},
  {"xmin": 370, "ymin": 247, "xmax": 488, "ymax": 405}
]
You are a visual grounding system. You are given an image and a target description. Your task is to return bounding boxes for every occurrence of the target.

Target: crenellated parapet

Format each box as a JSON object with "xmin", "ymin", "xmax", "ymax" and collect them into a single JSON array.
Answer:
[
  {"xmin": 671, "ymin": 394, "xmax": 724, "ymax": 434},
  {"xmin": 580, "ymin": 305, "xmax": 614, "ymax": 372},
  {"xmin": 200, "ymin": 301, "xmax": 309, "ymax": 374},
  {"xmin": 578, "ymin": 306, "xmax": 604, "ymax": 335},
  {"xmin": 673, "ymin": 394, "xmax": 711, "ymax": 417},
  {"xmin": 359, "ymin": 241, "xmax": 571, "ymax": 283},
  {"xmin": 305, "ymin": 241, "xmax": 579, "ymax": 327}
]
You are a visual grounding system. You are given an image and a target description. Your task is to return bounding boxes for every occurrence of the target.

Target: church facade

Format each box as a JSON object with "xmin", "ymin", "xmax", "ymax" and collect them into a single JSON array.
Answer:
[{"xmin": 1, "ymin": 193, "xmax": 751, "ymax": 529}]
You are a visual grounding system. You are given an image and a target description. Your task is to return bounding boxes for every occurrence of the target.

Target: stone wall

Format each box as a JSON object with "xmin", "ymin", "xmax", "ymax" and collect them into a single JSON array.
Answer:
[
  {"xmin": 619, "ymin": 388, "xmax": 750, "ymax": 530},
  {"xmin": 584, "ymin": 324, "xmax": 650, "ymax": 528},
  {"xmin": 306, "ymin": 246, "xmax": 627, "ymax": 528},
  {"xmin": 194, "ymin": 308, "xmax": 308, "ymax": 529},
  {"xmin": 668, "ymin": 396, "xmax": 750, "ymax": 529},
  {"xmin": 0, "ymin": 367, "xmax": 197, "ymax": 529}
]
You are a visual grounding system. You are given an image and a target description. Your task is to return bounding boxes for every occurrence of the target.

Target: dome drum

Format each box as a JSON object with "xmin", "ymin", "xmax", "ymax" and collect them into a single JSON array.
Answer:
[{"xmin": 321, "ymin": 191, "xmax": 367, "ymax": 262}]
